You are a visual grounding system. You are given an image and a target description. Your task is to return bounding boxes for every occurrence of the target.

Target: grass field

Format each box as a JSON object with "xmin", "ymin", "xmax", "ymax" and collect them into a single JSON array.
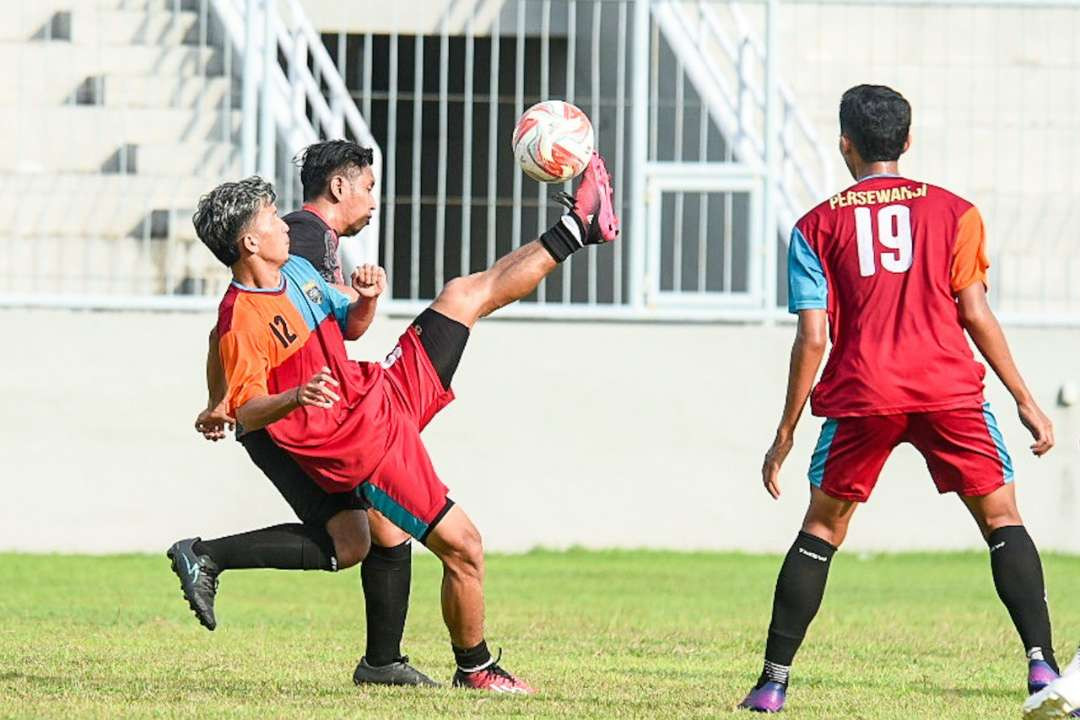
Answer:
[{"xmin": 2, "ymin": 550, "xmax": 1077, "ymax": 719}]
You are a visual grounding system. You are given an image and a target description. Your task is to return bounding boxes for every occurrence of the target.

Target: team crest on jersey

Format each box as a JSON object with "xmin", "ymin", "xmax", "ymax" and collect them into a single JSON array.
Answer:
[{"xmin": 303, "ymin": 281, "xmax": 324, "ymax": 305}]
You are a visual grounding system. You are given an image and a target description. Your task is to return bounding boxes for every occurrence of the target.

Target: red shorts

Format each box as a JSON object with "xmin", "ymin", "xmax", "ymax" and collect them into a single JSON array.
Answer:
[
  {"xmin": 808, "ymin": 403, "xmax": 1013, "ymax": 502},
  {"xmin": 360, "ymin": 325, "xmax": 457, "ymax": 541}
]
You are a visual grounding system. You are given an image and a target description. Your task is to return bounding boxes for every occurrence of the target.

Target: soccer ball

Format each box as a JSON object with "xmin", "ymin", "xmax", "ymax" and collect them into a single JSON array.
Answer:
[{"xmin": 511, "ymin": 100, "xmax": 594, "ymax": 183}]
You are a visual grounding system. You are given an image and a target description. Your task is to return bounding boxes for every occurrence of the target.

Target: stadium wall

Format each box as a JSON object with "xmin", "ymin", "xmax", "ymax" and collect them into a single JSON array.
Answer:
[{"xmin": 3, "ymin": 308, "xmax": 1078, "ymax": 555}]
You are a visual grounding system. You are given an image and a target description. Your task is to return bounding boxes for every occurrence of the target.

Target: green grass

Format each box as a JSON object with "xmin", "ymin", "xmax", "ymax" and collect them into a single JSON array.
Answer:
[{"xmin": 1, "ymin": 550, "xmax": 1077, "ymax": 719}]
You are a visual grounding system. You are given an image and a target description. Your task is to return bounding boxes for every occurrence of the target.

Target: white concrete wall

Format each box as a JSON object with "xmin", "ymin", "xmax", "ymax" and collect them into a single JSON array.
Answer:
[{"xmin": 2, "ymin": 309, "xmax": 1078, "ymax": 554}]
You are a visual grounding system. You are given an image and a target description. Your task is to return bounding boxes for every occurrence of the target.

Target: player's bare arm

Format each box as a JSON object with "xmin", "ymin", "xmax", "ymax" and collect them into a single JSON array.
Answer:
[
  {"xmin": 195, "ymin": 327, "xmax": 234, "ymax": 442},
  {"xmin": 956, "ymin": 283, "xmax": 1054, "ymax": 456},
  {"xmin": 339, "ymin": 263, "xmax": 386, "ymax": 340},
  {"xmin": 235, "ymin": 367, "xmax": 340, "ymax": 431},
  {"xmin": 762, "ymin": 309, "xmax": 828, "ymax": 499}
]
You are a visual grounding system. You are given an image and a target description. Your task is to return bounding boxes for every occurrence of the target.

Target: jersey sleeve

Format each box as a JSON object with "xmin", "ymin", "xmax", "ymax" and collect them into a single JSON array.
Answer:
[
  {"xmin": 951, "ymin": 206, "xmax": 990, "ymax": 294},
  {"xmin": 787, "ymin": 225, "xmax": 828, "ymax": 313},
  {"xmin": 219, "ymin": 330, "xmax": 271, "ymax": 415},
  {"xmin": 322, "ymin": 276, "xmax": 352, "ymax": 332}
]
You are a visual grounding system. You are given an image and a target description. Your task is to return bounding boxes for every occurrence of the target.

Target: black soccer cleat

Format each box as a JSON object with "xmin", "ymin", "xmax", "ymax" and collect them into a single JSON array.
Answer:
[
  {"xmin": 353, "ymin": 656, "xmax": 440, "ymax": 687},
  {"xmin": 166, "ymin": 537, "xmax": 221, "ymax": 631}
]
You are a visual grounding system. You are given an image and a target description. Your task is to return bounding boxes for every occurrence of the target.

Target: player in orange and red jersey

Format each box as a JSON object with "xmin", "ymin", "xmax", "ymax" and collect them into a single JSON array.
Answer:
[
  {"xmin": 172, "ymin": 149, "xmax": 618, "ymax": 693},
  {"xmin": 739, "ymin": 85, "xmax": 1059, "ymax": 713},
  {"xmin": 188, "ymin": 142, "xmax": 436, "ymax": 688}
]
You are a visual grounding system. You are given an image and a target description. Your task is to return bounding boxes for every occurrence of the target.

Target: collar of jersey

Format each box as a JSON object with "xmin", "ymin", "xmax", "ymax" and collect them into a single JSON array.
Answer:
[
  {"xmin": 856, "ymin": 173, "xmax": 903, "ymax": 182},
  {"xmin": 231, "ymin": 274, "xmax": 287, "ymax": 294}
]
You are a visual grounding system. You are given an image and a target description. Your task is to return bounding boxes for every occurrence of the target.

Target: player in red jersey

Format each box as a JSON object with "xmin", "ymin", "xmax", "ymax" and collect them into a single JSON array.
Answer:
[
  {"xmin": 174, "ymin": 149, "xmax": 618, "ymax": 694},
  {"xmin": 187, "ymin": 142, "xmax": 436, "ymax": 688},
  {"xmin": 739, "ymin": 85, "xmax": 1059, "ymax": 713}
]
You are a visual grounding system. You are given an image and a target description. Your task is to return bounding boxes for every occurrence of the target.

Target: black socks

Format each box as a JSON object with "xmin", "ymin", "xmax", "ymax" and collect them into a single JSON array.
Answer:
[
  {"xmin": 540, "ymin": 214, "xmax": 586, "ymax": 262},
  {"xmin": 361, "ymin": 540, "xmax": 413, "ymax": 666},
  {"xmin": 988, "ymin": 525, "xmax": 1057, "ymax": 672},
  {"xmin": 764, "ymin": 531, "xmax": 838, "ymax": 672},
  {"xmin": 453, "ymin": 639, "xmax": 493, "ymax": 673},
  {"xmin": 193, "ymin": 524, "xmax": 337, "ymax": 572}
]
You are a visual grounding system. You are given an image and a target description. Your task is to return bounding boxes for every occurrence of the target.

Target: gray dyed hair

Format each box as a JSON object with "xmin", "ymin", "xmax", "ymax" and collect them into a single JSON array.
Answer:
[{"xmin": 192, "ymin": 176, "xmax": 277, "ymax": 267}]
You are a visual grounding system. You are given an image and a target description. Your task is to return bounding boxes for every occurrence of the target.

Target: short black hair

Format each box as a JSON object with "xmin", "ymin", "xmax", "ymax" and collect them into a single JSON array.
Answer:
[
  {"xmin": 839, "ymin": 85, "xmax": 911, "ymax": 163},
  {"xmin": 296, "ymin": 140, "xmax": 374, "ymax": 202},
  {"xmin": 192, "ymin": 176, "xmax": 276, "ymax": 267}
]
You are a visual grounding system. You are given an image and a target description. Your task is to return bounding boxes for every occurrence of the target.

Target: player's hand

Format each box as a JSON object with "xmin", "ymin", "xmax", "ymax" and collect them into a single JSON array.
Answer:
[
  {"xmin": 195, "ymin": 402, "xmax": 234, "ymax": 441},
  {"xmin": 1018, "ymin": 401, "xmax": 1054, "ymax": 456},
  {"xmin": 297, "ymin": 366, "xmax": 340, "ymax": 409},
  {"xmin": 351, "ymin": 264, "xmax": 387, "ymax": 299},
  {"xmin": 762, "ymin": 431, "xmax": 794, "ymax": 500}
]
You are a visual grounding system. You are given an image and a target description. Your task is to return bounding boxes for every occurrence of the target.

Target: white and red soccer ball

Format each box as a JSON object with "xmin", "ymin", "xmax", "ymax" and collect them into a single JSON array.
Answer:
[{"xmin": 511, "ymin": 100, "xmax": 594, "ymax": 183}]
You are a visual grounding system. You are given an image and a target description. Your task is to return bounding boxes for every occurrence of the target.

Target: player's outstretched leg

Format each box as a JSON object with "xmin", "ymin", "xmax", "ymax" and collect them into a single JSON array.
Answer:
[
  {"xmin": 430, "ymin": 151, "xmax": 618, "ymax": 328},
  {"xmin": 167, "ymin": 513, "xmax": 369, "ymax": 631},
  {"xmin": 960, "ymin": 485, "xmax": 1059, "ymax": 695},
  {"xmin": 423, "ymin": 505, "xmax": 535, "ymax": 694},
  {"xmin": 740, "ymin": 489, "xmax": 856, "ymax": 713}
]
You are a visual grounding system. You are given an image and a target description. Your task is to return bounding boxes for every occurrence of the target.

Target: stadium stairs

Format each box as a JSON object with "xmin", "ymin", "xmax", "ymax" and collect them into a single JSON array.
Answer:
[{"xmin": 0, "ymin": 0, "xmax": 238, "ymax": 296}]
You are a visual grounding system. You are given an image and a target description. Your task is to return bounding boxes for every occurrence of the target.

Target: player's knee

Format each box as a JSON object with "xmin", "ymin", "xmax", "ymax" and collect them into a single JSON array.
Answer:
[
  {"xmin": 443, "ymin": 525, "xmax": 485, "ymax": 580},
  {"xmin": 326, "ymin": 512, "xmax": 371, "ymax": 569},
  {"xmin": 335, "ymin": 537, "xmax": 370, "ymax": 569},
  {"xmin": 436, "ymin": 275, "xmax": 489, "ymax": 322},
  {"xmin": 979, "ymin": 509, "xmax": 1023, "ymax": 536},
  {"xmin": 802, "ymin": 519, "xmax": 848, "ymax": 548}
]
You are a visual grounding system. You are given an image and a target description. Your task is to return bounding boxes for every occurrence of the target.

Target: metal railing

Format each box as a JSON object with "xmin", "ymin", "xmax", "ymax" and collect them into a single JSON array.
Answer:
[
  {"xmin": 1, "ymin": 0, "xmax": 1077, "ymax": 327},
  {"xmin": 210, "ymin": 0, "xmax": 383, "ymax": 269}
]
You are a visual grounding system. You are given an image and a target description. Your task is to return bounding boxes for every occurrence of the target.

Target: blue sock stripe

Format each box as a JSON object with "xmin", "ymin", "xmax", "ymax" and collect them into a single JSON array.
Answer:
[
  {"xmin": 808, "ymin": 419, "xmax": 839, "ymax": 488},
  {"xmin": 982, "ymin": 402, "xmax": 1014, "ymax": 482},
  {"xmin": 360, "ymin": 483, "xmax": 428, "ymax": 539}
]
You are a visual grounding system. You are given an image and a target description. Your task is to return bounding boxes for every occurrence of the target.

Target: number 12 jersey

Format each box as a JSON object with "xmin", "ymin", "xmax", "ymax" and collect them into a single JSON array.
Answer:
[{"xmin": 789, "ymin": 174, "xmax": 991, "ymax": 418}]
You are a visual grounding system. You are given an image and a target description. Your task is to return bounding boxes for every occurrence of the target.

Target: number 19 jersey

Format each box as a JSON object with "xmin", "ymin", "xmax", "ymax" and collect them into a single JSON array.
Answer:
[{"xmin": 789, "ymin": 175, "xmax": 991, "ymax": 418}]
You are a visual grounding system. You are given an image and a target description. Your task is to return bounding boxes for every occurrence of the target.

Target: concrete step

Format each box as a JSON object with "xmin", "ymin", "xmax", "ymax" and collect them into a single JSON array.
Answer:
[
  {"xmin": 0, "ymin": 173, "xmax": 216, "ymax": 241},
  {"xmin": 100, "ymin": 73, "xmax": 233, "ymax": 110},
  {"xmin": 0, "ymin": 56, "xmax": 231, "ymax": 108},
  {"xmin": 136, "ymin": 141, "xmax": 242, "ymax": 176},
  {"xmin": 0, "ymin": 231, "xmax": 231, "ymax": 296},
  {"xmin": 0, "ymin": 106, "xmax": 241, "ymax": 174},
  {"xmin": 0, "ymin": 44, "xmax": 222, "ymax": 100},
  {"xmin": 70, "ymin": 8, "xmax": 202, "ymax": 47},
  {"xmin": 2, "ymin": 2, "xmax": 202, "ymax": 42}
]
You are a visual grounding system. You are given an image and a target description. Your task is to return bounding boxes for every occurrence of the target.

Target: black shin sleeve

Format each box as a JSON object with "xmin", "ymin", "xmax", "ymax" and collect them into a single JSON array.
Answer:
[
  {"xmin": 989, "ymin": 525, "xmax": 1056, "ymax": 670},
  {"xmin": 361, "ymin": 541, "xmax": 413, "ymax": 666},
  {"xmin": 764, "ymin": 531, "xmax": 838, "ymax": 667},
  {"xmin": 195, "ymin": 524, "xmax": 337, "ymax": 572},
  {"xmin": 412, "ymin": 309, "xmax": 470, "ymax": 390}
]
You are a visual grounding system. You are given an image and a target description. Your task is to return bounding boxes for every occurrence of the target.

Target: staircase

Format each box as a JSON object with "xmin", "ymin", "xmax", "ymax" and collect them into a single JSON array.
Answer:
[
  {"xmin": 0, "ymin": 0, "xmax": 380, "ymax": 301},
  {"xmin": 0, "ymin": 0, "xmax": 243, "ymax": 297},
  {"xmin": 652, "ymin": 0, "xmax": 831, "ymax": 237}
]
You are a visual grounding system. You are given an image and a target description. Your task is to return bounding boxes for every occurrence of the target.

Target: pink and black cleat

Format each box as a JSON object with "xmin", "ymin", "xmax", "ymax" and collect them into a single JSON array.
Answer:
[
  {"xmin": 452, "ymin": 655, "xmax": 536, "ymax": 695},
  {"xmin": 738, "ymin": 681, "xmax": 787, "ymax": 713},
  {"xmin": 555, "ymin": 152, "xmax": 621, "ymax": 245}
]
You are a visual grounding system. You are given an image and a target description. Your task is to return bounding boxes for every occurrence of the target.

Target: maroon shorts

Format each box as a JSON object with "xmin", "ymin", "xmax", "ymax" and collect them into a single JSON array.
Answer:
[
  {"xmin": 808, "ymin": 403, "xmax": 1014, "ymax": 502},
  {"xmin": 360, "ymin": 319, "xmax": 461, "ymax": 541}
]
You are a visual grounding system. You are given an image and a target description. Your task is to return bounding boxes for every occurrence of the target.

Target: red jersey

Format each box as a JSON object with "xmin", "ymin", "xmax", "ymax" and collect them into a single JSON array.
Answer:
[
  {"xmin": 217, "ymin": 255, "xmax": 392, "ymax": 492},
  {"xmin": 788, "ymin": 175, "xmax": 991, "ymax": 417}
]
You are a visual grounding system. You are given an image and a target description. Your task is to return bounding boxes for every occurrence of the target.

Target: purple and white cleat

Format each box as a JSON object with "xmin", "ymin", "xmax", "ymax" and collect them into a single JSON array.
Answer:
[
  {"xmin": 1031, "ymin": 660, "xmax": 1062, "ymax": 695},
  {"xmin": 738, "ymin": 681, "xmax": 787, "ymax": 713}
]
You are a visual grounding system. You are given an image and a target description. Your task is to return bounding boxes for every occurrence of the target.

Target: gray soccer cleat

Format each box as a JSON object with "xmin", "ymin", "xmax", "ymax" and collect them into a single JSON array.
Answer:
[
  {"xmin": 166, "ymin": 537, "xmax": 220, "ymax": 631},
  {"xmin": 353, "ymin": 656, "xmax": 440, "ymax": 687}
]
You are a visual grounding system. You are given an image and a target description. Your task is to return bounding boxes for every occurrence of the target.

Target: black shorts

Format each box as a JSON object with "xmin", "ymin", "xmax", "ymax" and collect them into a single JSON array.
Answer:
[
  {"xmin": 240, "ymin": 428, "xmax": 369, "ymax": 529},
  {"xmin": 411, "ymin": 308, "xmax": 470, "ymax": 390}
]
